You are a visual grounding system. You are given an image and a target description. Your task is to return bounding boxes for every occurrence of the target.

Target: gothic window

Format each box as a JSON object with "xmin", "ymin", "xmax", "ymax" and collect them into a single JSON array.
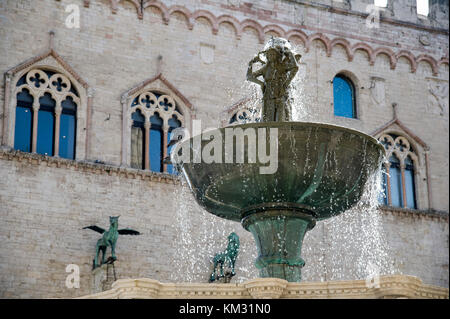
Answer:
[
  {"xmin": 379, "ymin": 133, "xmax": 417, "ymax": 209},
  {"xmin": 129, "ymin": 91, "xmax": 184, "ymax": 174},
  {"xmin": 333, "ymin": 74, "xmax": 356, "ymax": 119},
  {"xmin": 13, "ymin": 69, "xmax": 79, "ymax": 159},
  {"xmin": 229, "ymin": 108, "xmax": 260, "ymax": 125}
]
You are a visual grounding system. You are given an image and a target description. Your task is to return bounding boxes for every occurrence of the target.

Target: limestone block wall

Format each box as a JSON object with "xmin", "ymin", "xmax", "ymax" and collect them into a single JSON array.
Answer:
[
  {"xmin": 0, "ymin": 0, "xmax": 448, "ymax": 298},
  {"xmin": 0, "ymin": 152, "xmax": 448, "ymax": 298}
]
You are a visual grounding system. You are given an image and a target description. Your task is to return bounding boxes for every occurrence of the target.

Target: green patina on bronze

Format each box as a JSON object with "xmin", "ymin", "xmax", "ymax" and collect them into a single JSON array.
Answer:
[
  {"xmin": 247, "ymin": 37, "xmax": 301, "ymax": 122},
  {"xmin": 209, "ymin": 232, "xmax": 240, "ymax": 283},
  {"xmin": 177, "ymin": 37, "xmax": 385, "ymax": 282},
  {"xmin": 83, "ymin": 216, "xmax": 140, "ymax": 269}
]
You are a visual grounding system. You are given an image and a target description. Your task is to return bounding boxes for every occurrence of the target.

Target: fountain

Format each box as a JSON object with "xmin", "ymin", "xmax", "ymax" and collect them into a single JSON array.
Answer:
[
  {"xmin": 78, "ymin": 38, "xmax": 449, "ymax": 300},
  {"xmin": 173, "ymin": 38, "xmax": 385, "ymax": 282}
]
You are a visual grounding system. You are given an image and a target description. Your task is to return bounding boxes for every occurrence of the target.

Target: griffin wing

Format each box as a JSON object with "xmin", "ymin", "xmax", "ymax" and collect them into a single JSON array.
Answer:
[
  {"xmin": 118, "ymin": 228, "xmax": 140, "ymax": 235},
  {"xmin": 83, "ymin": 225, "xmax": 106, "ymax": 234}
]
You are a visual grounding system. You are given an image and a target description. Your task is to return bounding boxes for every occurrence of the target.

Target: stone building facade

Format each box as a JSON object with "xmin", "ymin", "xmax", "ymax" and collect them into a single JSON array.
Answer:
[{"xmin": 0, "ymin": 0, "xmax": 448, "ymax": 298}]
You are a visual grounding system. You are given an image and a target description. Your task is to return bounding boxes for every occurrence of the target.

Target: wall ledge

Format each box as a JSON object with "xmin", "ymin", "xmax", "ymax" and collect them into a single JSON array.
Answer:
[
  {"xmin": 76, "ymin": 275, "xmax": 449, "ymax": 299},
  {"xmin": 0, "ymin": 148, "xmax": 180, "ymax": 185}
]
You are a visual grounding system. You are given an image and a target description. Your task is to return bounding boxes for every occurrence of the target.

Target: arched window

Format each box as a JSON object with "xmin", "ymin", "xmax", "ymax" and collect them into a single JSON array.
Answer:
[
  {"xmin": 379, "ymin": 133, "xmax": 417, "ymax": 209},
  {"xmin": 129, "ymin": 91, "xmax": 184, "ymax": 174},
  {"xmin": 229, "ymin": 107, "xmax": 260, "ymax": 125},
  {"xmin": 13, "ymin": 69, "xmax": 79, "ymax": 159},
  {"xmin": 333, "ymin": 74, "xmax": 356, "ymax": 118}
]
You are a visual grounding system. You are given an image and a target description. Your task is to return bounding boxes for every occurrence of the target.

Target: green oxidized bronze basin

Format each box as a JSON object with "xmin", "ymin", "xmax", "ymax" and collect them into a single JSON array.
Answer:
[{"xmin": 177, "ymin": 122, "xmax": 384, "ymax": 282}]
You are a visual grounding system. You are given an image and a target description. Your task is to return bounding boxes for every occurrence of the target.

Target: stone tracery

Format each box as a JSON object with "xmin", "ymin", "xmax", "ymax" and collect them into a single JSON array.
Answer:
[{"xmin": 13, "ymin": 68, "xmax": 80, "ymax": 158}]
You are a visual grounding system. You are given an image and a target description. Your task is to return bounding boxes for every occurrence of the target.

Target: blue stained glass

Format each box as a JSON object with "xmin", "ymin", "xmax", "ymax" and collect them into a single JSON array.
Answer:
[
  {"xmin": 150, "ymin": 128, "xmax": 162, "ymax": 173},
  {"xmin": 379, "ymin": 167, "xmax": 388, "ymax": 206},
  {"xmin": 37, "ymin": 110, "xmax": 55, "ymax": 156},
  {"xmin": 404, "ymin": 157, "xmax": 416, "ymax": 209},
  {"xmin": 132, "ymin": 110, "xmax": 145, "ymax": 124},
  {"xmin": 167, "ymin": 131, "xmax": 174, "ymax": 174},
  {"xmin": 333, "ymin": 75, "xmax": 356, "ymax": 118},
  {"xmin": 167, "ymin": 116, "xmax": 182, "ymax": 175},
  {"xmin": 14, "ymin": 90, "xmax": 34, "ymax": 152},
  {"xmin": 389, "ymin": 155, "xmax": 403, "ymax": 207},
  {"xmin": 59, "ymin": 98, "xmax": 77, "ymax": 159},
  {"xmin": 14, "ymin": 106, "xmax": 33, "ymax": 152},
  {"xmin": 59, "ymin": 114, "xmax": 76, "ymax": 159},
  {"xmin": 149, "ymin": 113, "xmax": 163, "ymax": 172},
  {"xmin": 36, "ymin": 93, "xmax": 55, "ymax": 156}
]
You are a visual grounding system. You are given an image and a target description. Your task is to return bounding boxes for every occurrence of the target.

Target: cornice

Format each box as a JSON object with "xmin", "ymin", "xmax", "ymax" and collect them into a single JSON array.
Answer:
[
  {"xmin": 76, "ymin": 275, "xmax": 449, "ymax": 299},
  {"xmin": 0, "ymin": 149, "xmax": 180, "ymax": 185},
  {"xmin": 76, "ymin": 0, "xmax": 448, "ymax": 77},
  {"xmin": 380, "ymin": 206, "xmax": 449, "ymax": 222}
]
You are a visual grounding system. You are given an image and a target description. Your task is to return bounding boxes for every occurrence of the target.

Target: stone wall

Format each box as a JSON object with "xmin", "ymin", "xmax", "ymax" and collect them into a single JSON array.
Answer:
[{"xmin": 0, "ymin": 0, "xmax": 448, "ymax": 298}]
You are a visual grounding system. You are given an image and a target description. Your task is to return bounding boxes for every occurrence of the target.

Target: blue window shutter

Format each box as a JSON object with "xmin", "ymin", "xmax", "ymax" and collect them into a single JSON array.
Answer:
[
  {"xmin": 389, "ymin": 155, "xmax": 403, "ymax": 207},
  {"xmin": 59, "ymin": 97, "xmax": 77, "ymax": 159},
  {"xmin": 333, "ymin": 75, "xmax": 356, "ymax": 118},
  {"xmin": 166, "ymin": 115, "xmax": 182, "ymax": 174},
  {"xmin": 404, "ymin": 156, "xmax": 417, "ymax": 209},
  {"xmin": 14, "ymin": 90, "xmax": 33, "ymax": 152},
  {"xmin": 36, "ymin": 93, "xmax": 56, "ymax": 156},
  {"xmin": 149, "ymin": 113, "xmax": 163, "ymax": 173}
]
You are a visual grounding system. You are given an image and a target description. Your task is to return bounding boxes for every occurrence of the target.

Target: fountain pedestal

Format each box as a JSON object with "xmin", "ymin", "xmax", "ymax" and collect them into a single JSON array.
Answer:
[{"xmin": 241, "ymin": 204, "xmax": 316, "ymax": 281}]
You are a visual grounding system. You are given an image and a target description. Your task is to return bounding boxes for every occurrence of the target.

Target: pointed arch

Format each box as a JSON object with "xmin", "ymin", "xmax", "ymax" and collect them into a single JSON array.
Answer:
[
  {"xmin": 372, "ymin": 107, "xmax": 431, "ymax": 210},
  {"xmin": 3, "ymin": 49, "xmax": 91, "ymax": 160},
  {"xmin": 121, "ymin": 74, "xmax": 193, "ymax": 169}
]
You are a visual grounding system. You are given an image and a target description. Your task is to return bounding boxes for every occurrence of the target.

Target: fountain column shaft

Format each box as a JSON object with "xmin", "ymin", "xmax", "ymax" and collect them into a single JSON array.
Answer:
[{"xmin": 241, "ymin": 208, "xmax": 316, "ymax": 282}]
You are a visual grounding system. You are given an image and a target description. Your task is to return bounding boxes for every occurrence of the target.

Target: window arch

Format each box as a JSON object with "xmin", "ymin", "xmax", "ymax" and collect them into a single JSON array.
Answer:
[
  {"xmin": 129, "ymin": 91, "xmax": 185, "ymax": 174},
  {"xmin": 379, "ymin": 133, "xmax": 418, "ymax": 209},
  {"xmin": 229, "ymin": 107, "xmax": 260, "ymax": 125},
  {"xmin": 333, "ymin": 74, "xmax": 357, "ymax": 119},
  {"xmin": 13, "ymin": 69, "xmax": 79, "ymax": 159}
]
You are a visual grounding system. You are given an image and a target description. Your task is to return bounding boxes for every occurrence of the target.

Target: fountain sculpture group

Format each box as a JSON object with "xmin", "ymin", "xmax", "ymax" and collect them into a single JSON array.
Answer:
[
  {"xmin": 79, "ymin": 38, "xmax": 449, "ymax": 299},
  {"xmin": 175, "ymin": 37, "xmax": 385, "ymax": 282}
]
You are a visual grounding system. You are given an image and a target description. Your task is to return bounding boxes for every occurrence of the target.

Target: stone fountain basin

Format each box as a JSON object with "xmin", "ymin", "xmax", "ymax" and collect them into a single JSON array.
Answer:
[{"xmin": 178, "ymin": 122, "xmax": 384, "ymax": 223}]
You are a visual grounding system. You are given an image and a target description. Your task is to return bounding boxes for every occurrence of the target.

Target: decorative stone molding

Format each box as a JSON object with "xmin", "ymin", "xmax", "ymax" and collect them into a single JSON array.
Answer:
[
  {"xmin": 244, "ymin": 278, "xmax": 287, "ymax": 299},
  {"xmin": 3, "ymin": 48, "xmax": 90, "ymax": 160},
  {"xmin": 77, "ymin": 275, "xmax": 449, "ymax": 299},
  {"xmin": 372, "ymin": 104, "xmax": 432, "ymax": 210},
  {"xmin": 220, "ymin": 97, "xmax": 261, "ymax": 127},
  {"xmin": 74, "ymin": 0, "xmax": 447, "ymax": 76},
  {"xmin": 380, "ymin": 206, "xmax": 448, "ymax": 222},
  {"xmin": 0, "ymin": 149, "xmax": 180, "ymax": 185},
  {"xmin": 120, "ymin": 73, "xmax": 193, "ymax": 168}
]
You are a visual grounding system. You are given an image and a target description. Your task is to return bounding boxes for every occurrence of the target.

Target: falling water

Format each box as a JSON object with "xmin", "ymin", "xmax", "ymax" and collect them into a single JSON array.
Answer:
[
  {"xmin": 302, "ymin": 154, "xmax": 399, "ymax": 282},
  {"xmin": 169, "ymin": 43, "xmax": 399, "ymax": 283},
  {"xmin": 170, "ymin": 177, "xmax": 258, "ymax": 283}
]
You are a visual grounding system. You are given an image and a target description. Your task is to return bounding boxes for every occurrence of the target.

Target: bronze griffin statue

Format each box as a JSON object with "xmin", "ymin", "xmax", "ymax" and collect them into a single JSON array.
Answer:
[
  {"xmin": 247, "ymin": 37, "xmax": 301, "ymax": 122},
  {"xmin": 83, "ymin": 216, "xmax": 140, "ymax": 269},
  {"xmin": 209, "ymin": 232, "xmax": 240, "ymax": 283}
]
